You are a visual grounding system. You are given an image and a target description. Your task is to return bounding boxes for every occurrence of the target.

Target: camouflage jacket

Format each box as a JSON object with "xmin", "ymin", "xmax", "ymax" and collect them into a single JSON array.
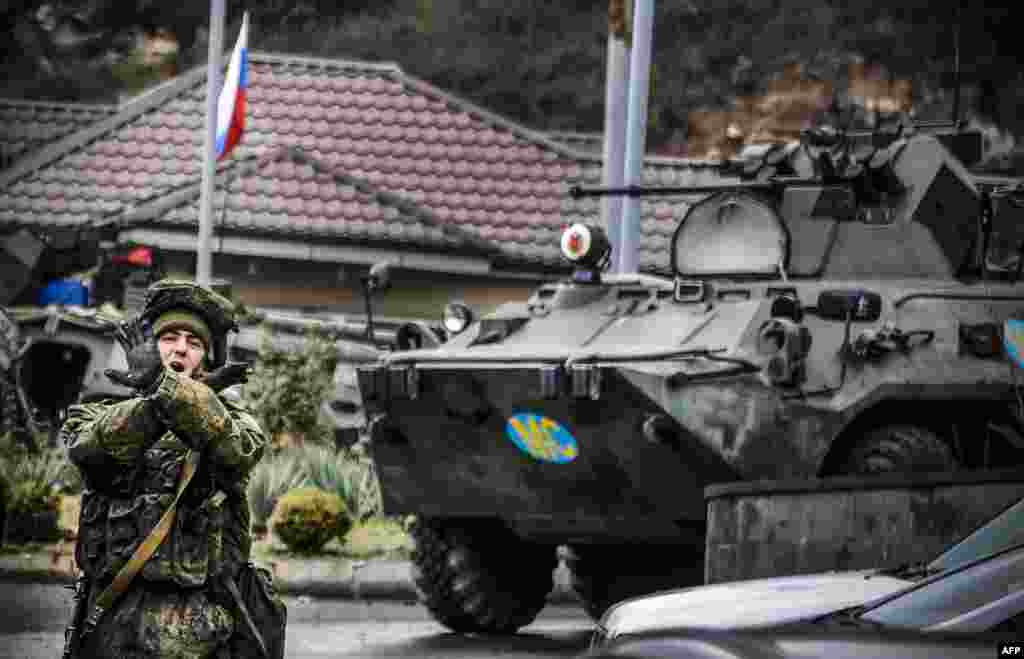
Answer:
[{"xmin": 63, "ymin": 370, "xmax": 267, "ymax": 588}]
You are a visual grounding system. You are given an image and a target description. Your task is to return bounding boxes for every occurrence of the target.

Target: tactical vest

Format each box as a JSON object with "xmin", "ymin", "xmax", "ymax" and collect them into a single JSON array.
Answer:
[{"xmin": 76, "ymin": 432, "xmax": 228, "ymax": 588}]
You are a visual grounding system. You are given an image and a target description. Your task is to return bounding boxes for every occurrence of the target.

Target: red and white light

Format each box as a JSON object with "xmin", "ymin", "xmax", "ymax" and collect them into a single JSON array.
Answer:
[{"xmin": 560, "ymin": 224, "xmax": 593, "ymax": 262}]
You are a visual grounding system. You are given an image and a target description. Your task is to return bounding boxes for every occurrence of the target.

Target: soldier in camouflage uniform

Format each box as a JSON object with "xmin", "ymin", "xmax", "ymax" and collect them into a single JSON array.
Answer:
[{"xmin": 62, "ymin": 279, "xmax": 285, "ymax": 659}]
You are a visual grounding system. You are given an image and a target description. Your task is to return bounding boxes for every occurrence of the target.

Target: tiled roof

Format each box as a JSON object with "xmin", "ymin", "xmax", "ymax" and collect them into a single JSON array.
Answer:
[
  {"xmin": 115, "ymin": 144, "xmax": 497, "ymax": 256},
  {"xmin": 0, "ymin": 99, "xmax": 118, "ymax": 167},
  {"xmin": 545, "ymin": 131, "xmax": 604, "ymax": 155},
  {"xmin": 0, "ymin": 52, "xmax": 735, "ymax": 275}
]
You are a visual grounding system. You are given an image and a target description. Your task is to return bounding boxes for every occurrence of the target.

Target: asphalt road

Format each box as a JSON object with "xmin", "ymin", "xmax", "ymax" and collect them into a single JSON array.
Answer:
[{"xmin": 0, "ymin": 581, "xmax": 595, "ymax": 659}]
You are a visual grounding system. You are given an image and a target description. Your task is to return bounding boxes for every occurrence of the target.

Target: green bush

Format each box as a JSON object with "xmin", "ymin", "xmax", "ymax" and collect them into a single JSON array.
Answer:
[
  {"xmin": 247, "ymin": 451, "xmax": 309, "ymax": 533},
  {"xmin": 242, "ymin": 328, "xmax": 338, "ymax": 446},
  {"xmin": 2, "ymin": 472, "xmax": 61, "ymax": 545},
  {"xmin": 5, "ymin": 446, "xmax": 80, "ymax": 494},
  {"xmin": 297, "ymin": 444, "xmax": 382, "ymax": 523},
  {"xmin": 0, "ymin": 469, "xmax": 8, "ymax": 537},
  {"xmin": 271, "ymin": 486, "xmax": 352, "ymax": 554},
  {"xmin": 0, "ymin": 438, "xmax": 73, "ymax": 543},
  {"xmin": 249, "ymin": 444, "xmax": 384, "ymax": 546},
  {"xmin": 6, "ymin": 479, "xmax": 60, "ymax": 517}
]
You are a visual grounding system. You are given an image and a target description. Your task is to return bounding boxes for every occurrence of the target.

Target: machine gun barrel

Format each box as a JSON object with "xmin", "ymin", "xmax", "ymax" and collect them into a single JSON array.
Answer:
[{"xmin": 569, "ymin": 178, "xmax": 828, "ymax": 199}]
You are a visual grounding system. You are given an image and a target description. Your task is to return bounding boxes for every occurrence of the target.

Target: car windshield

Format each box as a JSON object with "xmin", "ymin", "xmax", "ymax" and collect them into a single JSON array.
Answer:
[
  {"xmin": 926, "ymin": 496, "xmax": 1024, "ymax": 574},
  {"xmin": 859, "ymin": 544, "xmax": 1024, "ymax": 630}
]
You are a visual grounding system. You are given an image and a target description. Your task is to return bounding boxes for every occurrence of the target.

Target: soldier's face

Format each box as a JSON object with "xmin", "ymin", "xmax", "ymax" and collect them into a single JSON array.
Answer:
[{"xmin": 157, "ymin": 329, "xmax": 207, "ymax": 379}]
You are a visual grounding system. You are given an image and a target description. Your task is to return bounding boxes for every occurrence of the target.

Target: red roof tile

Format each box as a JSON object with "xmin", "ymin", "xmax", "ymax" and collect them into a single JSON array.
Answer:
[{"xmin": 0, "ymin": 100, "xmax": 118, "ymax": 168}]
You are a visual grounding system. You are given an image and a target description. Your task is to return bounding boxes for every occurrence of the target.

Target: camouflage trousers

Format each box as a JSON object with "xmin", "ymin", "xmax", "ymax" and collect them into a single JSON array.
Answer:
[{"xmin": 80, "ymin": 583, "xmax": 235, "ymax": 659}]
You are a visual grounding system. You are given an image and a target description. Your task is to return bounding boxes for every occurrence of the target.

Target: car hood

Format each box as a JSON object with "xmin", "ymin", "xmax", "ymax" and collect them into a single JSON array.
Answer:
[{"xmin": 601, "ymin": 570, "xmax": 912, "ymax": 638}]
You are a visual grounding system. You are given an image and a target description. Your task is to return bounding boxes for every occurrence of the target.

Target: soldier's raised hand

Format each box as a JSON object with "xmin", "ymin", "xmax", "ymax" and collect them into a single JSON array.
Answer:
[
  {"xmin": 112, "ymin": 318, "xmax": 147, "ymax": 355},
  {"xmin": 105, "ymin": 319, "xmax": 164, "ymax": 393}
]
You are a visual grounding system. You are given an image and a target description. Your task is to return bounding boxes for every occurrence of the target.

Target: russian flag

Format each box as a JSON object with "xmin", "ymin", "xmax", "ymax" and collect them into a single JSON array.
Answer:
[{"xmin": 215, "ymin": 11, "xmax": 248, "ymax": 161}]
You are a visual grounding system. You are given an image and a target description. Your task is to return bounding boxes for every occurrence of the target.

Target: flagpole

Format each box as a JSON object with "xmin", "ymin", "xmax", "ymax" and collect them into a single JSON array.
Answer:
[
  {"xmin": 618, "ymin": 0, "xmax": 653, "ymax": 274},
  {"xmin": 197, "ymin": 0, "xmax": 226, "ymax": 286},
  {"xmin": 602, "ymin": 0, "xmax": 630, "ymax": 274}
]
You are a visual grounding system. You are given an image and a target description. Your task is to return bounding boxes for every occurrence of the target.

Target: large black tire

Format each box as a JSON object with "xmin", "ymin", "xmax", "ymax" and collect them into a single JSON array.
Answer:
[
  {"xmin": 839, "ymin": 424, "xmax": 960, "ymax": 475},
  {"xmin": 410, "ymin": 517, "xmax": 557, "ymax": 634},
  {"xmin": 567, "ymin": 544, "xmax": 704, "ymax": 621}
]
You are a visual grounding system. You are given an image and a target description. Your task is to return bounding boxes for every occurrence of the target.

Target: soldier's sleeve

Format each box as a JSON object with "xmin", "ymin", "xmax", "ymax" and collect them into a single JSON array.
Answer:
[
  {"xmin": 151, "ymin": 371, "xmax": 266, "ymax": 481},
  {"xmin": 62, "ymin": 398, "xmax": 165, "ymax": 489}
]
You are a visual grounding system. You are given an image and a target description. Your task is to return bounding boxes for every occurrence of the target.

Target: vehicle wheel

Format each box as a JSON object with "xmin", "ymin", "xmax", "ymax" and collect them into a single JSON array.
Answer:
[
  {"xmin": 410, "ymin": 517, "xmax": 557, "ymax": 634},
  {"xmin": 839, "ymin": 424, "xmax": 960, "ymax": 475},
  {"xmin": 567, "ymin": 544, "xmax": 704, "ymax": 621}
]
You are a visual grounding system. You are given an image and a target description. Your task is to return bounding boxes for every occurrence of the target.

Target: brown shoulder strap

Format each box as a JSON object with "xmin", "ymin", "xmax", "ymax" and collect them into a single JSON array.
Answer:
[{"xmin": 83, "ymin": 450, "xmax": 200, "ymax": 634}]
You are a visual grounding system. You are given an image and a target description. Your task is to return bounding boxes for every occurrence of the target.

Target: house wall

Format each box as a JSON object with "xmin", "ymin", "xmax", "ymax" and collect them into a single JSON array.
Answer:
[{"xmin": 159, "ymin": 250, "xmax": 547, "ymax": 318}]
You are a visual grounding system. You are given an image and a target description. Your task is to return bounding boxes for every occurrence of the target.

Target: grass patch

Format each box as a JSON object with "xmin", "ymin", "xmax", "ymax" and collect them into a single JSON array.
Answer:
[
  {"xmin": 0, "ymin": 541, "xmax": 53, "ymax": 555},
  {"xmin": 342, "ymin": 517, "xmax": 414, "ymax": 560}
]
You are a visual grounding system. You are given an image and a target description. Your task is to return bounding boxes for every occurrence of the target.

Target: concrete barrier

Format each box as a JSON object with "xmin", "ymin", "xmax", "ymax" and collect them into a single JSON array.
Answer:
[{"xmin": 704, "ymin": 468, "xmax": 1024, "ymax": 584}]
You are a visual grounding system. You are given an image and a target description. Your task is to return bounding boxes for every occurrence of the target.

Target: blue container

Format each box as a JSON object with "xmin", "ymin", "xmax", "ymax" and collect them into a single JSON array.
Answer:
[{"xmin": 38, "ymin": 279, "xmax": 89, "ymax": 306}]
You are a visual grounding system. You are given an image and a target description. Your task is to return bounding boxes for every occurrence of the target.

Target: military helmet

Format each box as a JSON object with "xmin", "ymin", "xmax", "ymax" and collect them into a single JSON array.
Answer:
[{"xmin": 139, "ymin": 279, "xmax": 238, "ymax": 369}]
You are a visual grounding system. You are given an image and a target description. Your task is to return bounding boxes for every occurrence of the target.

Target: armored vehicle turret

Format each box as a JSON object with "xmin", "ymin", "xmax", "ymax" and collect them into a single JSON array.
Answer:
[{"xmin": 357, "ymin": 125, "xmax": 1024, "ymax": 632}]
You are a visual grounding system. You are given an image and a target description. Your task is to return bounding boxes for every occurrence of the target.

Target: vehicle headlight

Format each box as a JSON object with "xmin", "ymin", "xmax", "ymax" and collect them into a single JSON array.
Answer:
[
  {"xmin": 442, "ymin": 302, "xmax": 475, "ymax": 335},
  {"xmin": 560, "ymin": 223, "xmax": 611, "ymax": 269},
  {"xmin": 756, "ymin": 317, "xmax": 812, "ymax": 386}
]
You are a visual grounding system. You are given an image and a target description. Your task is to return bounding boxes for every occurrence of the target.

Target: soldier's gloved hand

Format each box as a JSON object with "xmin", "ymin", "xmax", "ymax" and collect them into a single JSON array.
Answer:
[
  {"xmin": 204, "ymin": 360, "xmax": 252, "ymax": 392},
  {"xmin": 105, "ymin": 320, "xmax": 164, "ymax": 393},
  {"xmin": 110, "ymin": 318, "xmax": 147, "ymax": 354}
]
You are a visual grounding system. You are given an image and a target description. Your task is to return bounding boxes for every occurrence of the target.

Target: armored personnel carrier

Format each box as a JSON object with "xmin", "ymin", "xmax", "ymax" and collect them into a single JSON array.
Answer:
[
  {"xmin": 0, "ymin": 229, "xmax": 157, "ymax": 448},
  {"xmin": 357, "ymin": 124, "xmax": 1024, "ymax": 632},
  {"xmin": 1, "ymin": 303, "xmax": 130, "ymax": 449}
]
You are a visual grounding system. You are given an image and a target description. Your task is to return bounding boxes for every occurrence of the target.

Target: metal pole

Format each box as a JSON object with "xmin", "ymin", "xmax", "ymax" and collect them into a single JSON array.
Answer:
[
  {"xmin": 618, "ymin": 0, "xmax": 653, "ymax": 275},
  {"xmin": 197, "ymin": 0, "xmax": 225, "ymax": 286},
  {"xmin": 602, "ymin": 0, "xmax": 630, "ymax": 274},
  {"xmin": 951, "ymin": 0, "xmax": 962, "ymax": 125}
]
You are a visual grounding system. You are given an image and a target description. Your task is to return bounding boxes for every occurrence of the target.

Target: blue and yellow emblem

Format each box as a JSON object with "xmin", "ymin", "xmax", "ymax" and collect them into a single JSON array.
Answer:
[
  {"xmin": 1005, "ymin": 319, "xmax": 1024, "ymax": 369},
  {"xmin": 505, "ymin": 413, "xmax": 579, "ymax": 464}
]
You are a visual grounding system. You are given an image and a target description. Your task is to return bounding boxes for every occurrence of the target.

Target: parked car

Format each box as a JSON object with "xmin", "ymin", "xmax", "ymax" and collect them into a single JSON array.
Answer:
[
  {"xmin": 596, "ymin": 494, "xmax": 1024, "ymax": 643},
  {"xmin": 588, "ymin": 628, "xmax": 1000, "ymax": 659}
]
